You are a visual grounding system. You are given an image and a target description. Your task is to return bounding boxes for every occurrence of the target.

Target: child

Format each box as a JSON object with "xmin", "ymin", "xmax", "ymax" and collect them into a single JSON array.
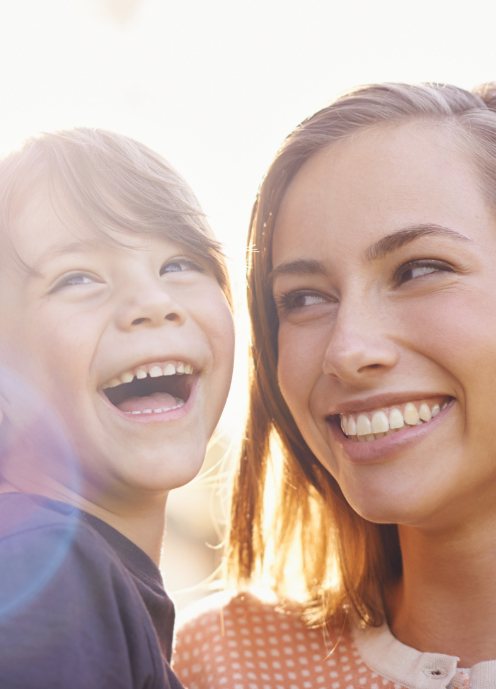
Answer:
[
  {"xmin": 0, "ymin": 128, "xmax": 234, "ymax": 688},
  {"xmin": 174, "ymin": 82, "xmax": 496, "ymax": 687}
]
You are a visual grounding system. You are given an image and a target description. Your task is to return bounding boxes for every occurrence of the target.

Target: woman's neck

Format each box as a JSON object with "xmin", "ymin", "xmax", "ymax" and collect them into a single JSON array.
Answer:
[{"xmin": 389, "ymin": 519, "xmax": 496, "ymax": 667}]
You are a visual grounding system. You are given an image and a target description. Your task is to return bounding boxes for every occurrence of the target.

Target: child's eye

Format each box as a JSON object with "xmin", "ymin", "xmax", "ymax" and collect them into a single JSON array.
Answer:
[
  {"xmin": 275, "ymin": 290, "xmax": 329, "ymax": 314},
  {"xmin": 394, "ymin": 259, "xmax": 454, "ymax": 285},
  {"xmin": 50, "ymin": 273, "xmax": 100, "ymax": 292},
  {"xmin": 160, "ymin": 257, "xmax": 204, "ymax": 275}
]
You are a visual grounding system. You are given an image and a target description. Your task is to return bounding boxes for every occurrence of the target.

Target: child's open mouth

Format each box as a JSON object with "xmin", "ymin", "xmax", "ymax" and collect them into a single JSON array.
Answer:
[{"xmin": 101, "ymin": 361, "xmax": 195, "ymax": 416}]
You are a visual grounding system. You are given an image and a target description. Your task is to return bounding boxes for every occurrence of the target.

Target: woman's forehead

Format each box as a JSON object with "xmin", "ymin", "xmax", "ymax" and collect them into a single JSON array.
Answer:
[{"xmin": 272, "ymin": 121, "xmax": 487, "ymax": 267}]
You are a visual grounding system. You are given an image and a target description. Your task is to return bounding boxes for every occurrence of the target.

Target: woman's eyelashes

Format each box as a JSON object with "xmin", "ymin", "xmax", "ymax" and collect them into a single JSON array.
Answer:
[
  {"xmin": 275, "ymin": 259, "xmax": 457, "ymax": 313},
  {"xmin": 275, "ymin": 289, "xmax": 331, "ymax": 314},
  {"xmin": 393, "ymin": 258, "xmax": 455, "ymax": 286}
]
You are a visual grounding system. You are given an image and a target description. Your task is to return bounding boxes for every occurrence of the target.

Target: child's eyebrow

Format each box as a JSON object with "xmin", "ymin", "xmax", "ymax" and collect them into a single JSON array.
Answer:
[
  {"xmin": 27, "ymin": 240, "xmax": 102, "ymax": 276},
  {"xmin": 32, "ymin": 240, "xmax": 100, "ymax": 265}
]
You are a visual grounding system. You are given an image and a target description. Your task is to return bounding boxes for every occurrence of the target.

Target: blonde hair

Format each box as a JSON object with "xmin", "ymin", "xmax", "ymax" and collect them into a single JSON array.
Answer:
[
  {"xmin": 0, "ymin": 128, "xmax": 231, "ymax": 304},
  {"xmin": 226, "ymin": 81, "xmax": 496, "ymax": 627}
]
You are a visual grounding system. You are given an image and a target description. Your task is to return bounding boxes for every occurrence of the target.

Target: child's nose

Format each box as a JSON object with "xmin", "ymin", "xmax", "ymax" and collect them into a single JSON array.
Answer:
[{"xmin": 115, "ymin": 285, "xmax": 185, "ymax": 330}]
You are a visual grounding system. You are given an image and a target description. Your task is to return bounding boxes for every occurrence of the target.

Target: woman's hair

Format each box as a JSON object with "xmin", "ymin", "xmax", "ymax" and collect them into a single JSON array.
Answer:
[
  {"xmin": 0, "ymin": 128, "xmax": 231, "ymax": 303},
  {"xmin": 226, "ymin": 81, "xmax": 496, "ymax": 627}
]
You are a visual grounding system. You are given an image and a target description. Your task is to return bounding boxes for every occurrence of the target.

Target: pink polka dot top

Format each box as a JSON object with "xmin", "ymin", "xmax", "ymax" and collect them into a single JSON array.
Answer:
[{"xmin": 173, "ymin": 592, "xmax": 496, "ymax": 689}]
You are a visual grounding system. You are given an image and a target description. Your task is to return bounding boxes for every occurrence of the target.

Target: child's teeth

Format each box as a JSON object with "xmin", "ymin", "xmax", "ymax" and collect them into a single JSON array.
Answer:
[
  {"xmin": 347, "ymin": 415, "xmax": 357, "ymax": 435},
  {"xmin": 371, "ymin": 411, "xmax": 389, "ymax": 434},
  {"xmin": 431, "ymin": 404, "xmax": 440, "ymax": 416},
  {"xmin": 389, "ymin": 407, "xmax": 404, "ymax": 429},
  {"xmin": 104, "ymin": 361, "xmax": 194, "ymax": 392},
  {"xmin": 356, "ymin": 414, "xmax": 372, "ymax": 436},
  {"xmin": 403, "ymin": 402, "xmax": 420, "ymax": 426},
  {"xmin": 163, "ymin": 363, "xmax": 176, "ymax": 376}
]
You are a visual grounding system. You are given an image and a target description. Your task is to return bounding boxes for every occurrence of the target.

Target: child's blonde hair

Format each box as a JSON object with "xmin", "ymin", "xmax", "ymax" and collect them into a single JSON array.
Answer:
[{"xmin": 0, "ymin": 128, "xmax": 231, "ymax": 304}]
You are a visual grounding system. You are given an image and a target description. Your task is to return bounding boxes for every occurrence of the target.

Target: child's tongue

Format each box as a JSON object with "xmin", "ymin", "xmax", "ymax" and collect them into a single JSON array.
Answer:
[{"xmin": 118, "ymin": 391, "xmax": 179, "ymax": 413}]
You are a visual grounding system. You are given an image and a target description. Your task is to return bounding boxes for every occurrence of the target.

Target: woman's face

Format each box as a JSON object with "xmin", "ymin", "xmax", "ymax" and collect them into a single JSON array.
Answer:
[{"xmin": 272, "ymin": 120, "xmax": 496, "ymax": 530}]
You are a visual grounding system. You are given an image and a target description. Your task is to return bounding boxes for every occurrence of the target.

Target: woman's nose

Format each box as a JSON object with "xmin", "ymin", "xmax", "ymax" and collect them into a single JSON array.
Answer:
[{"xmin": 322, "ymin": 302, "xmax": 399, "ymax": 384}]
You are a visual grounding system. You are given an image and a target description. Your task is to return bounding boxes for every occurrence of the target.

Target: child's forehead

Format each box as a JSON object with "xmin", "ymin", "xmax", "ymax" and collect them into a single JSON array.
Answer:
[
  {"xmin": 7, "ymin": 191, "xmax": 102, "ymax": 263},
  {"xmin": 6, "ymin": 188, "xmax": 176, "ymax": 267},
  {"xmin": 10, "ymin": 225, "xmax": 171, "ymax": 272}
]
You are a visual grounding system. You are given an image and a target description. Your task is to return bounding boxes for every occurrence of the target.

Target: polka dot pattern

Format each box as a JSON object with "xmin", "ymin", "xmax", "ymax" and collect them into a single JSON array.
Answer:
[{"xmin": 173, "ymin": 593, "xmax": 409, "ymax": 689}]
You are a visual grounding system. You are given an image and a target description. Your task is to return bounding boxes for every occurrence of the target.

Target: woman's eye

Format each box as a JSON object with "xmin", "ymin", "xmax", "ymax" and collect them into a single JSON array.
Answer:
[
  {"xmin": 160, "ymin": 257, "xmax": 203, "ymax": 275},
  {"xmin": 275, "ymin": 290, "xmax": 328, "ymax": 313},
  {"xmin": 395, "ymin": 260, "xmax": 454, "ymax": 285}
]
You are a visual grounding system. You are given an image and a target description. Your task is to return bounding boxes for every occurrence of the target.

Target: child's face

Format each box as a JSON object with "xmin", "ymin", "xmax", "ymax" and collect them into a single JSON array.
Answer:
[{"xmin": 0, "ymin": 189, "xmax": 234, "ymax": 505}]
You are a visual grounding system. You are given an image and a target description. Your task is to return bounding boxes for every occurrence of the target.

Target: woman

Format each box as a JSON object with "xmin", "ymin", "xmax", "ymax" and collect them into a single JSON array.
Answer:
[{"xmin": 174, "ymin": 82, "xmax": 496, "ymax": 687}]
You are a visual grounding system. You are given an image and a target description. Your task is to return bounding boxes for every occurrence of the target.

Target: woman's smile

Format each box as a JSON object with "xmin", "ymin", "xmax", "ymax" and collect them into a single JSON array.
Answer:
[
  {"xmin": 327, "ymin": 397, "xmax": 455, "ymax": 464},
  {"xmin": 336, "ymin": 396, "xmax": 450, "ymax": 440}
]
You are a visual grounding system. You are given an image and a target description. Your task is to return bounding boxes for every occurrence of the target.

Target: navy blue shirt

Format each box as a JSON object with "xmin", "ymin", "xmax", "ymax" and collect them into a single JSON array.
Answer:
[{"xmin": 0, "ymin": 492, "xmax": 184, "ymax": 688}]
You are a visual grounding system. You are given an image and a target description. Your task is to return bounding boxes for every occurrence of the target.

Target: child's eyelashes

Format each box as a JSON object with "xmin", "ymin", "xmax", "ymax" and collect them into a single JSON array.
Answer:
[
  {"xmin": 393, "ymin": 259, "xmax": 455, "ymax": 285},
  {"xmin": 47, "ymin": 256, "xmax": 205, "ymax": 293},
  {"xmin": 49, "ymin": 272, "xmax": 102, "ymax": 293},
  {"xmin": 160, "ymin": 257, "xmax": 205, "ymax": 276}
]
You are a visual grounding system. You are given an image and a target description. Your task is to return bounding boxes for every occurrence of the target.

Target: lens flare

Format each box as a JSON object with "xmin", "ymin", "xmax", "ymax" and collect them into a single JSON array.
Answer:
[{"xmin": 0, "ymin": 365, "xmax": 83, "ymax": 619}]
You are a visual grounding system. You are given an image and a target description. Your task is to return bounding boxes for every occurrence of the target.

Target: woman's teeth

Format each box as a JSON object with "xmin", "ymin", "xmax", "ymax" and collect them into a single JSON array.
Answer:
[{"xmin": 339, "ymin": 399, "xmax": 449, "ymax": 441}]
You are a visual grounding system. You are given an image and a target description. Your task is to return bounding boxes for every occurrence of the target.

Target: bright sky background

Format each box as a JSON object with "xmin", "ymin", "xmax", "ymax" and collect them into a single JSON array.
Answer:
[
  {"xmin": 2, "ymin": 0, "xmax": 496, "ymax": 429},
  {"xmin": 2, "ymin": 0, "xmax": 496, "ymax": 604}
]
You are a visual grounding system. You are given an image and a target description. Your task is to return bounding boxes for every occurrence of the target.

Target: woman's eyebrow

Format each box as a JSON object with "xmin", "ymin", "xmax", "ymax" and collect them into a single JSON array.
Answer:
[
  {"xmin": 270, "ymin": 224, "xmax": 470, "ymax": 283},
  {"xmin": 269, "ymin": 258, "xmax": 327, "ymax": 284},
  {"xmin": 366, "ymin": 224, "xmax": 471, "ymax": 261}
]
